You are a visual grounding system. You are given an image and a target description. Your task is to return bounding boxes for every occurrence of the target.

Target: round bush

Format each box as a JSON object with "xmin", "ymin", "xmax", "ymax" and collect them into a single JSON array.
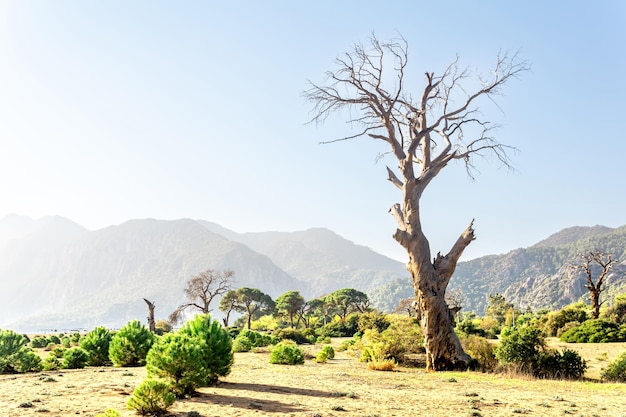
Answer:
[
  {"xmin": 232, "ymin": 336, "xmax": 253, "ymax": 353},
  {"xmin": 63, "ymin": 347, "xmax": 89, "ymax": 369},
  {"xmin": 127, "ymin": 379, "xmax": 175, "ymax": 416},
  {"xmin": 601, "ymin": 351, "xmax": 626, "ymax": 382},
  {"xmin": 146, "ymin": 333, "xmax": 208, "ymax": 398},
  {"xmin": 320, "ymin": 345, "xmax": 335, "ymax": 359},
  {"xmin": 269, "ymin": 341, "xmax": 305, "ymax": 365},
  {"xmin": 272, "ymin": 328, "xmax": 309, "ymax": 344},
  {"xmin": 43, "ymin": 355, "xmax": 61, "ymax": 371},
  {"xmin": 80, "ymin": 326, "xmax": 113, "ymax": 366},
  {"xmin": 179, "ymin": 314, "xmax": 233, "ymax": 385},
  {"xmin": 109, "ymin": 320, "xmax": 155, "ymax": 367}
]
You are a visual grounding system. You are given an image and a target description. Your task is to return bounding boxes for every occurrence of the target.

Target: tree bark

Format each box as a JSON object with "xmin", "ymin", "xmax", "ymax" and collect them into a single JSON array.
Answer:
[{"xmin": 143, "ymin": 298, "xmax": 156, "ymax": 333}]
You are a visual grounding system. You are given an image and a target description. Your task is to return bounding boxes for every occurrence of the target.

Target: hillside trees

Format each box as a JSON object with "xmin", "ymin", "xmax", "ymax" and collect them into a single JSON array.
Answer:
[
  {"xmin": 572, "ymin": 252, "xmax": 616, "ymax": 319},
  {"xmin": 228, "ymin": 287, "xmax": 275, "ymax": 329},
  {"xmin": 275, "ymin": 290, "xmax": 305, "ymax": 328},
  {"xmin": 326, "ymin": 288, "xmax": 370, "ymax": 320},
  {"xmin": 305, "ymin": 35, "xmax": 527, "ymax": 370},
  {"xmin": 169, "ymin": 269, "xmax": 234, "ymax": 324}
]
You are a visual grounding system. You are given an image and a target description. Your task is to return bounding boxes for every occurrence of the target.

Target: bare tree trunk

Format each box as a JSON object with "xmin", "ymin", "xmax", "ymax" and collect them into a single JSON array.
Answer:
[
  {"xmin": 143, "ymin": 298, "xmax": 156, "ymax": 333},
  {"xmin": 590, "ymin": 290, "xmax": 601, "ymax": 319}
]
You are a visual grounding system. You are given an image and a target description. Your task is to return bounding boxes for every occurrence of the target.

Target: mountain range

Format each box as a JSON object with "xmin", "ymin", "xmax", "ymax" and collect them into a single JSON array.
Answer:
[{"xmin": 1, "ymin": 214, "xmax": 625, "ymax": 332}]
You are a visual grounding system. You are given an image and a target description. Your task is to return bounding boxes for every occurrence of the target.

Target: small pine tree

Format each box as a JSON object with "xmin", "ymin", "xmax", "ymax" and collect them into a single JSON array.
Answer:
[
  {"xmin": 0, "ymin": 329, "xmax": 42, "ymax": 373},
  {"xmin": 601, "ymin": 351, "xmax": 626, "ymax": 382},
  {"xmin": 269, "ymin": 341, "xmax": 305, "ymax": 365},
  {"xmin": 146, "ymin": 333, "xmax": 208, "ymax": 398},
  {"xmin": 80, "ymin": 326, "xmax": 112, "ymax": 366},
  {"xmin": 127, "ymin": 379, "xmax": 175, "ymax": 416},
  {"xmin": 109, "ymin": 320, "xmax": 155, "ymax": 367},
  {"xmin": 178, "ymin": 314, "xmax": 233, "ymax": 385},
  {"xmin": 63, "ymin": 347, "xmax": 89, "ymax": 369}
]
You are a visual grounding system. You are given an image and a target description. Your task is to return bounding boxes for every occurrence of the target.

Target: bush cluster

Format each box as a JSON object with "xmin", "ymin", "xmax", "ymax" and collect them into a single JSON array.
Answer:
[
  {"xmin": 0, "ymin": 330, "xmax": 42, "ymax": 374},
  {"xmin": 495, "ymin": 327, "xmax": 586, "ymax": 379},
  {"xmin": 560, "ymin": 319, "xmax": 626, "ymax": 343}
]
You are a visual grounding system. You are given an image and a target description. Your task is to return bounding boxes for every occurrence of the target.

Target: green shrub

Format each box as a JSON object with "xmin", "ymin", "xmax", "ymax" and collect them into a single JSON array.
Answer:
[
  {"xmin": 30, "ymin": 336, "xmax": 48, "ymax": 349},
  {"xmin": 456, "ymin": 319, "xmax": 487, "ymax": 338},
  {"xmin": 356, "ymin": 315, "xmax": 424, "ymax": 365},
  {"xmin": 61, "ymin": 337, "xmax": 72, "ymax": 348},
  {"xmin": 560, "ymin": 319, "xmax": 626, "ymax": 343},
  {"xmin": 237, "ymin": 329, "xmax": 275, "ymax": 347},
  {"xmin": 495, "ymin": 327, "xmax": 545, "ymax": 374},
  {"xmin": 357, "ymin": 311, "xmax": 390, "ymax": 333},
  {"xmin": 146, "ymin": 333, "xmax": 208, "ymax": 398},
  {"xmin": 535, "ymin": 348, "xmax": 586, "ymax": 380},
  {"xmin": 314, "ymin": 349, "xmax": 328, "ymax": 363},
  {"xmin": 51, "ymin": 346, "xmax": 65, "ymax": 358},
  {"xmin": 272, "ymin": 328, "xmax": 309, "ymax": 344},
  {"xmin": 70, "ymin": 332, "xmax": 82, "ymax": 344},
  {"xmin": 178, "ymin": 314, "xmax": 233, "ymax": 386},
  {"xmin": 63, "ymin": 347, "xmax": 89, "ymax": 369},
  {"xmin": 0, "ymin": 329, "xmax": 42, "ymax": 373},
  {"xmin": 601, "ymin": 351, "xmax": 626, "ymax": 382},
  {"xmin": 269, "ymin": 341, "xmax": 305, "ymax": 365},
  {"xmin": 80, "ymin": 326, "xmax": 113, "ymax": 366},
  {"xmin": 542, "ymin": 303, "xmax": 589, "ymax": 337},
  {"xmin": 43, "ymin": 355, "xmax": 61, "ymax": 371},
  {"xmin": 232, "ymin": 336, "xmax": 252, "ymax": 353},
  {"xmin": 459, "ymin": 334, "xmax": 497, "ymax": 372},
  {"xmin": 109, "ymin": 320, "xmax": 155, "ymax": 367},
  {"xmin": 48, "ymin": 335, "xmax": 61, "ymax": 345},
  {"xmin": 319, "ymin": 314, "xmax": 360, "ymax": 337},
  {"xmin": 127, "ymin": 379, "xmax": 175, "ymax": 416},
  {"xmin": 320, "ymin": 345, "xmax": 335, "ymax": 359}
]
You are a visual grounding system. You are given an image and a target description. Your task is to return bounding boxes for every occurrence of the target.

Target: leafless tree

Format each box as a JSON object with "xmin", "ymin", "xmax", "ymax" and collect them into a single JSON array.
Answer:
[
  {"xmin": 169, "ymin": 268, "xmax": 234, "ymax": 324},
  {"xmin": 143, "ymin": 298, "xmax": 156, "ymax": 332},
  {"xmin": 445, "ymin": 287, "xmax": 466, "ymax": 324},
  {"xmin": 305, "ymin": 35, "xmax": 527, "ymax": 370},
  {"xmin": 393, "ymin": 297, "xmax": 417, "ymax": 317},
  {"xmin": 571, "ymin": 252, "xmax": 616, "ymax": 319}
]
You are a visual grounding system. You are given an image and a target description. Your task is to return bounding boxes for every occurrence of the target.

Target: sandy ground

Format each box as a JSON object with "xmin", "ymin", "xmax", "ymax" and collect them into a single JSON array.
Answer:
[{"xmin": 1, "ymin": 341, "xmax": 626, "ymax": 417}]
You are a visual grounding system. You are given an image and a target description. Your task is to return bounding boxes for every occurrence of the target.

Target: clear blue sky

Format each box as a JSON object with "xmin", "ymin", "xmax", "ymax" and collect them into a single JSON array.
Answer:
[{"xmin": 1, "ymin": 1, "xmax": 625, "ymax": 262}]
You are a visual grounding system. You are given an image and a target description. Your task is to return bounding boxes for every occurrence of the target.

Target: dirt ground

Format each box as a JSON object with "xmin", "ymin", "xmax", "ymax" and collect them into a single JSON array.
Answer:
[{"xmin": 1, "ymin": 341, "xmax": 626, "ymax": 417}]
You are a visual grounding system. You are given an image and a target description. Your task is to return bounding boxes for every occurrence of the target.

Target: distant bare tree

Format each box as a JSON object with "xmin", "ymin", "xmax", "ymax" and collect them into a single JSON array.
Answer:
[
  {"xmin": 445, "ymin": 288, "xmax": 466, "ymax": 324},
  {"xmin": 571, "ymin": 252, "xmax": 616, "ymax": 319},
  {"xmin": 169, "ymin": 268, "xmax": 234, "ymax": 324},
  {"xmin": 143, "ymin": 298, "xmax": 156, "ymax": 332},
  {"xmin": 393, "ymin": 297, "xmax": 417, "ymax": 317}
]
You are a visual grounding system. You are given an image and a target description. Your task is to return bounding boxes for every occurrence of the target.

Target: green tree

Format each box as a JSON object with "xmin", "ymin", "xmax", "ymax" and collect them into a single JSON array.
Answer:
[
  {"xmin": 603, "ymin": 293, "xmax": 626, "ymax": 324},
  {"xmin": 0, "ymin": 329, "xmax": 42, "ymax": 373},
  {"xmin": 146, "ymin": 332, "xmax": 207, "ymax": 398},
  {"xmin": 109, "ymin": 320, "xmax": 155, "ymax": 367},
  {"xmin": 230, "ymin": 287, "xmax": 275, "ymax": 329},
  {"xmin": 275, "ymin": 290, "xmax": 305, "ymax": 328},
  {"xmin": 178, "ymin": 314, "xmax": 233, "ymax": 385},
  {"xmin": 326, "ymin": 288, "xmax": 369, "ymax": 320},
  {"xmin": 218, "ymin": 289, "xmax": 239, "ymax": 327},
  {"xmin": 80, "ymin": 326, "xmax": 112, "ymax": 366},
  {"xmin": 485, "ymin": 293, "xmax": 516, "ymax": 325}
]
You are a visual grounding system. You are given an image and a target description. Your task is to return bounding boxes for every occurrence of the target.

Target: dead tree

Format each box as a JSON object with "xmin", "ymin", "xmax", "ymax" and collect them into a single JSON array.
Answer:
[
  {"xmin": 143, "ymin": 298, "xmax": 156, "ymax": 332},
  {"xmin": 169, "ymin": 268, "xmax": 234, "ymax": 324},
  {"xmin": 572, "ymin": 252, "xmax": 616, "ymax": 319},
  {"xmin": 305, "ymin": 35, "xmax": 527, "ymax": 370}
]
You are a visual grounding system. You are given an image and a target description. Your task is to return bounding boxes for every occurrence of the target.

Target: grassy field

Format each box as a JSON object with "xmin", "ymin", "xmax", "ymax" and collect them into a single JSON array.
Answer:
[{"xmin": 1, "ymin": 339, "xmax": 625, "ymax": 417}]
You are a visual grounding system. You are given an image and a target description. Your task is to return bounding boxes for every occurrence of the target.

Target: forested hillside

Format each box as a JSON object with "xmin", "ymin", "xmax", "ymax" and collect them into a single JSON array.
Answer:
[{"xmin": 375, "ymin": 225, "xmax": 626, "ymax": 314}]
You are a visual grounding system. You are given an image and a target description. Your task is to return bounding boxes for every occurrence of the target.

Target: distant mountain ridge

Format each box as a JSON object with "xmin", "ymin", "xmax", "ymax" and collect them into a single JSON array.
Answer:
[
  {"xmin": 376, "ymin": 224, "xmax": 626, "ymax": 314},
  {"xmin": 1, "ymin": 215, "xmax": 625, "ymax": 332},
  {"xmin": 0, "ymin": 215, "xmax": 407, "ymax": 332}
]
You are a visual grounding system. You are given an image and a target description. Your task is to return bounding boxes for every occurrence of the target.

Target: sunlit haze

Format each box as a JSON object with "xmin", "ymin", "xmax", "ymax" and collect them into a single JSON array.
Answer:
[{"xmin": 1, "ymin": 1, "xmax": 625, "ymax": 262}]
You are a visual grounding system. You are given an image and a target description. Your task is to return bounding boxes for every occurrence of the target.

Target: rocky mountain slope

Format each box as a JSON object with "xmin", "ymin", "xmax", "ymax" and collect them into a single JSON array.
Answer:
[
  {"xmin": 375, "ymin": 225, "xmax": 626, "ymax": 314},
  {"xmin": 0, "ymin": 215, "xmax": 407, "ymax": 331}
]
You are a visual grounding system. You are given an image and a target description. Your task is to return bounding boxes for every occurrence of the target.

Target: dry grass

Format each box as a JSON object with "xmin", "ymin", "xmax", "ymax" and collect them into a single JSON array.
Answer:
[{"xmin": 1, "ymin": 339, "xmax": 625, "ymax": 416}]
